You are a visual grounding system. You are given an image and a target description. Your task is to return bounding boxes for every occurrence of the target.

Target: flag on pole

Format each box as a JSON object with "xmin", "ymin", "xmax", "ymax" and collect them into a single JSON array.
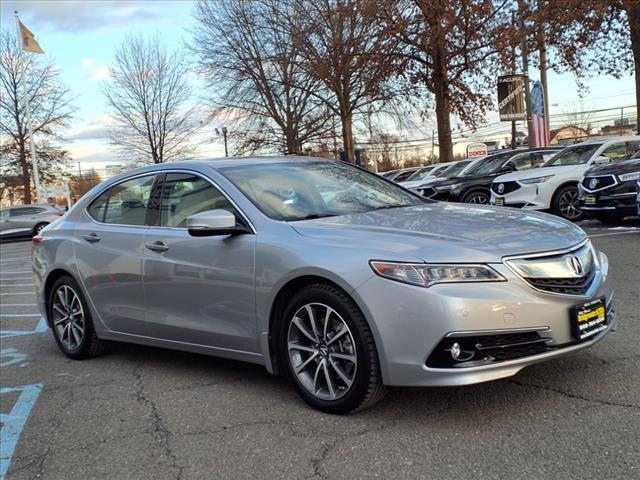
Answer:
[
  {"xmin": 530, "ymin": 80, "xmax": 549, "ymax": 147},
  {"xmin": 18, "ymin": 20, "xmax": 44, "ymax": 54}
]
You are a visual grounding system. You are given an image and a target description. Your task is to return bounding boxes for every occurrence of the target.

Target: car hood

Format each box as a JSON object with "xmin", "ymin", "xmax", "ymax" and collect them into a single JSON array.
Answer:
[
  {"xmin": 290, "ymin": 203, "xmax": 586, "ymax": 263},
  {"xmin": 496, "ymin": 164, "xmax": 587, "ymax": 182},
  {"xmin": 586, "ymin": 158, "xmax": 640, "ymax": 176}
]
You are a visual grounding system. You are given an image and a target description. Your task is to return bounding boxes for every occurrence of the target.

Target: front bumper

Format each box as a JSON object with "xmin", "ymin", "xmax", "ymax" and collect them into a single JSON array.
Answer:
[
  {"xmin": 577, "ymin": 183, "xmax": 638, "ymax": 215},
  {"xmin": 490, "ymin": 183, "xmax": 551, "ymax": 210},
  {"xmin": 353, "ymin": 262, "xmax": 614, "ymax": 387}
]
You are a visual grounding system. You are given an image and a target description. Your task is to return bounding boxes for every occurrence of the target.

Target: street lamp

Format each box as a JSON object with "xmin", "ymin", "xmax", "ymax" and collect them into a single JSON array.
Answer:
[{"xmin": 215, "ymin": 127, "xmax": 229, "ymax": 157}]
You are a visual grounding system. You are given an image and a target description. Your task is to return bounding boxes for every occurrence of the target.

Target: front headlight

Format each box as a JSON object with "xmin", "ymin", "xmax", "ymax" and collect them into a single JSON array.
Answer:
[
  {"xmin": 618, "ymin": 171, "xmax": 640, "ymax": 182},
  {"xmin": 434, "ymin": 183, "xmax": 461, "ymax": 191},
  {"xmin": 519, "ymin": 175, "xmax": 554, "ymax": 185},
  {"xmin": 369, "ymin": 261, "xmax": 506, "ymax": 287}
]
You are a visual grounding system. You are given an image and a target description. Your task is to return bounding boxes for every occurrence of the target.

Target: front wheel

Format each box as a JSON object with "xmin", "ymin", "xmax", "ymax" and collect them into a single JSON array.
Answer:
[
  {"xmin": 280, "ymin": 283, "xmax": 386, "ymax": 414},
  {"xmin": 33, "ymin": 222, "xmax": 48, "ymax": 235},
  {"xmin": 552, "ymin": 185, "xmax": 584, "ymax": 221},
  {"xmin": 462, "ymin": 190, "xmax": 490, "ymax": 204}
]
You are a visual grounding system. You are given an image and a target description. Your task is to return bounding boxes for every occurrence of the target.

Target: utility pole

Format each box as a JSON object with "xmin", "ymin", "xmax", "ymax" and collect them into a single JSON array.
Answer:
[
  {"xmin": 431, "ymin": 130, "xmax": 435, "ymax": 160},
  {"xmin": 510, "ymin": 15, "xmax": 518, "ymax": 150},
  {"xmin": 538, "ymin": 26, "xmax": 550, "ymax": 141},
  {"xmin": 518, "ymin": 0, "xmax": 534, "ymax": 147},
  {"xmin": 222, "ymin": 126, "xmax": 228, "ymax": 157},
  {"xmin": 367, "ymin": 105, "xmax": 377, "ymax": 172}
]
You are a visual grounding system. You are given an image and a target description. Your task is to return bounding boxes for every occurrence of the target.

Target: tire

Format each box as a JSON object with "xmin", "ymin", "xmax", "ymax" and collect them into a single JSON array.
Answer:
[
  {"xmin": 280, "ymin": 283, "xmax": 387, "ymax": 414},
  {"xmin": 594, "ymin": 214, "xmax": 626, "ymax": 224},
  {"xmin": 48, "ymin": 275, "xmax": 107, "ymax": 360},
  {"xmin": 552, "ymin": 185, "xmax": 584, "ymax": 221},
  {"xmin": 462, "ymin": 190, "xmax": 490, "ymax": 205},
  {"xmin": 33, "ymin": 222, "xmax": 48, "ymax": 235}
]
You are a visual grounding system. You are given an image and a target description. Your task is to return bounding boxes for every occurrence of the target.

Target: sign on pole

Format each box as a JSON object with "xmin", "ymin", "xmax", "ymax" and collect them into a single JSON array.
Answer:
[
  {"xmin": 497, "ymin": 75, "xmax": 526, "ymax": 121},
  {"xmin": 467, "ymin": 143, "xmax": 488, "ymax": 158}
]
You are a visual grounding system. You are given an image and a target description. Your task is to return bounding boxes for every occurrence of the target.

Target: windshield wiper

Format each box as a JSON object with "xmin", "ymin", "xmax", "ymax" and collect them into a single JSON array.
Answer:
[{"xmin": 292, "ymin": 213, "xmax": 338, "ymax": 221}]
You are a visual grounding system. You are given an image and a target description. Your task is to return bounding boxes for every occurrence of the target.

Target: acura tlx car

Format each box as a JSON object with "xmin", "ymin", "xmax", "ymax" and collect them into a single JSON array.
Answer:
[{"xmin": 32, "ymin": 157, "xmax": 615, "ymax": 414}]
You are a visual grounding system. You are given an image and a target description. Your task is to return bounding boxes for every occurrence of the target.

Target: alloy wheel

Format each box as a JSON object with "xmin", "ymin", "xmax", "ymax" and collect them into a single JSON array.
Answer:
[
  {"xmin": 52, "ymin": 285, "xmax": 85, "ymax": 351},
  {"xmin": 559, "ymin": 189, "xmax": 581, "ymax": 220},
  {"xmin": 287, "ymin": 303, "xmax": 357, "ymax": 401},
  {"xmin": 467, "ymin": 193, "xmax": 489, "ymax": 204}
]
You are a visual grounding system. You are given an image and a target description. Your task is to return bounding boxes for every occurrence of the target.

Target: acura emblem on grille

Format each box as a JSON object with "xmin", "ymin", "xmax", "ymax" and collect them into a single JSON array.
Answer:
[
  {"xmin": 569, "ymin": 256, "xmax": 584, "ymax": 276},
  {"xmin": 498, "ymin": 184, "xmax": 504, "ymax": 193},
  {"xmin": 589, "ymin": 178, "xmax": 598, "ymax": 189}
]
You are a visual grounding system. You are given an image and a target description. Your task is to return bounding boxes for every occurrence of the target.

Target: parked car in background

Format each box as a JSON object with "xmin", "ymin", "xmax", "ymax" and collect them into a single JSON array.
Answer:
[
  {"xmin": 401, "ymin": 160, "xmax": 464, "ymax": 190},
  {"xmin": 491, "ymin": 136, "xmax": 640, "ymax": 221},
  {"xmin": 33, "ymin": 156, "xmax": 615, "ymax": 414},
  {"xmin": 578, "ymin": 157, "xmax": 640, "ymax": 223},
  {"xmin": 406, "ymin": 159, "xmax": 479, "ymax": 191},
  {"xmin": 0, "ymin": 204, "xmax": 64, "ymax": 239},
  {"xmin": 381, "ymin": 166, "xmax": 421, "ymax": 182},
  {"xmin": 420, "ymin": 148, "xmax": 562, "ymax": 204}
]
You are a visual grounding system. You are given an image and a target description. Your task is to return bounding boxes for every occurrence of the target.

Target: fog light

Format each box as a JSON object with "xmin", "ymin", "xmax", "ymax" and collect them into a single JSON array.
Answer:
[{"xmin": 450, "ymin": 342, "xmax": 462, "ymax": 360}]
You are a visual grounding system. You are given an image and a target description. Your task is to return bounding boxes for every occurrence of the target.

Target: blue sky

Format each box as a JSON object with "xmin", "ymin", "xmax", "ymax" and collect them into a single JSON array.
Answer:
[{"xmin": 1, "ymin": 0, "xmax": 636, "ymax": 172}]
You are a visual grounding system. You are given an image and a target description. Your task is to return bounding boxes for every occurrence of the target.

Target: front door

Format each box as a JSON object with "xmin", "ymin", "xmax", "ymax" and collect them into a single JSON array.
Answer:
[
  {"xmin": 74, "ymin": 174, "xmax": 159, "ymax": 335},
  {"xmin": 142, "ymin": 172, "xmax": 257, "ymax": 352}
]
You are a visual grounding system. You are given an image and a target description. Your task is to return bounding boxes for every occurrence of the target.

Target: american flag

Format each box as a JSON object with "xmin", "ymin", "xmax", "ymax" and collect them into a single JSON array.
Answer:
[{"xmin": 530, "ymin": 80, "xmax": 549, "ymax": 147}]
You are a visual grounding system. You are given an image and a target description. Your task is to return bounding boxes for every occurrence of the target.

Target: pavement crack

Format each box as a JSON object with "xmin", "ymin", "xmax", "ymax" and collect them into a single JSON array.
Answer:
[
  {"xmin": 132, "ymin": 362, "xmax": 185, "ymax": 480},
  {"xmin": 507, "ymin": 379, "xmax": 639, "ymax": 410}
]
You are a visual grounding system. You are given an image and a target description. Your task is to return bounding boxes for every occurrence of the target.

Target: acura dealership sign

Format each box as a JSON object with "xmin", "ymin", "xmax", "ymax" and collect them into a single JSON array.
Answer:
[{"xmin": 497, "ymin": 75, "xmax": 526, "ymax": 121}]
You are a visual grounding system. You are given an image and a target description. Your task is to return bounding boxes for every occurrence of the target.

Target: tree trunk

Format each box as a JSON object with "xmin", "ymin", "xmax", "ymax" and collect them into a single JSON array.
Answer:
[
  {"xmin": 341, "ymin": 111, "xmax": 355, "ymax": 163},
  {"xmin": 626, "ymin": 1, "xmax": 640, "ymax": 129},
  {"xmin": 18, "ymin": 137, "xmax": 31, "ymax": 204},
  {"xmin": 433, "ymin": 74, "xmax": 453, "ymax": 163}
]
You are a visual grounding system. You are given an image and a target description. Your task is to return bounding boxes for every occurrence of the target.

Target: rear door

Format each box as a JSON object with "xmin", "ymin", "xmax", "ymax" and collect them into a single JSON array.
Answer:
[
  {"xmin": 142, "ymin": 172, "xmax": 257, "ymax": 352},
  {"xmin": 74, "ymin": 174, "xmax": 160, "ymax": 335}
]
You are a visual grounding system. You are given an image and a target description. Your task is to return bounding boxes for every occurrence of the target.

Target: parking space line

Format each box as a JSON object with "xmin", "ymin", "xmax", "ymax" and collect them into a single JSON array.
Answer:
[
  {"xmin": 0, "ymin": 293, "xmax": 33, "ymax": 296},
  {"xmin": 0, "ymin": 314, "xmax": 41, "ymax": 318},
  {"xmin": 0, "ymin": 284, "xmax": 33, "ymax": 287},
  {"xmin": 0, "ymin": 277, "xmax": 32, "ymax": 281},
  {"xmin": 0, "ymin": 384, "xmax": 43, "ymax": 480},
  {"xmin": 0, "ymin": 317, "xmax": 48, "ymax": 338},
  {"xmin": 0, "ymin": 304, "xmax": 37, "ymax": 307},
  {"xmin": 0, "ymin": 271, "xmax": 32, "ymax": 275},
  {"xmin": 0, "ymin": 257, "xmax": 31, "ymax": 263}
]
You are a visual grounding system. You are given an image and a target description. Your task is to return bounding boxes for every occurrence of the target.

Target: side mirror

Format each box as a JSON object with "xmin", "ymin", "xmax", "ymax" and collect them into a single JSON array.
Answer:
[
  {"xmin": 500, "ymin": 165, "xmax": 514, "ymax": 173},
  {"xmin": 186, "ymin": 209, "xmax": 244, "ymax": 236},
  {"xmin": 592, "ymin": 155, "xmax": 610, "ymax": 165}
]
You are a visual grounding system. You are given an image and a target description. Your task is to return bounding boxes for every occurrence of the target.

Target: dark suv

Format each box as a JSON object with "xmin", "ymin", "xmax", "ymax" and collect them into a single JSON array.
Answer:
[{"xmin": 578, "ymin": 157, "xmax": 640, "ymax": 223}]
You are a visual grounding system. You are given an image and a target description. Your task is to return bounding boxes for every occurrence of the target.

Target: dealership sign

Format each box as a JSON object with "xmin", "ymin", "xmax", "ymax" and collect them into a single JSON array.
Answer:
[
  {"xmin": 43, "ymin": 184, "xmax": 69, "ymax": 198},
  {"xmin": 497, "ymin": 75, "xmax": 526, "ymax": 121},
  {"xmin": 467, "ymin": 143, "xmax": 488, "ymax": 158}
]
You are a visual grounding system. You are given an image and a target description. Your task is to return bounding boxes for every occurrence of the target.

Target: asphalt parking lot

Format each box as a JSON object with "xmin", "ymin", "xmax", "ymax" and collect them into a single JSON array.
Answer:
[{"xmin": 1, "ymin": 218, "xmax": 639, "ymax": 480}]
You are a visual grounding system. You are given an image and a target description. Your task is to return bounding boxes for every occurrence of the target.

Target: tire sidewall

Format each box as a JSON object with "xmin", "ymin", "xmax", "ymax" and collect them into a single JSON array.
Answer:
[
  {"xmin": 48, "ymin": 276, "xmax": 97, "ymax": 359},
  {"xmin": 280, "ymin": 285, "xmax": 376, "ymax": 414},
  {"xmin": 34, "ymin": 222, "xmax": 48, "ymax": 235},
  {"xmin": 553, "ymin": 185, "xmax": 583, "ymax": 221},
  {"xmin": 463, "ymin": 190, "xmax": 489, "ymax": 204}
]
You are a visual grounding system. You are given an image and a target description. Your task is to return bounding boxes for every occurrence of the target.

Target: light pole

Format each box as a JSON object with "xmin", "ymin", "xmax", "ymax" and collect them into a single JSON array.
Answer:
[{"xmin": 215, "ymin": 127, "xmax": 229, "ymax": 157}]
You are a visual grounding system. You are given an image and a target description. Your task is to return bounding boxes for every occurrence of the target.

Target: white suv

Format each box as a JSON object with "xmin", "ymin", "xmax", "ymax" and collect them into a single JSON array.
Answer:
[{"xmin": 490, "ymin": 136, "xmax": 640, "ymax": 221}]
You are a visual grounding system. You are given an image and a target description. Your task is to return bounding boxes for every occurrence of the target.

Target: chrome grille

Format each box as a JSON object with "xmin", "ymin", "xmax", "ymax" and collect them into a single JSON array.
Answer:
[
  {"xmin": 505, "ymin": 242, "xmax": 597, "ymax": 296},
  {"xmin": 581, "ymin": 175, "xmax": 616, "ymax": 192}
]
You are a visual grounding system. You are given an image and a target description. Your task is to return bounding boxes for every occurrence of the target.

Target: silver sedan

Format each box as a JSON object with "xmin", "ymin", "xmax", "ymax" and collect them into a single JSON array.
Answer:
[{"xmin": 32, "ymin": 157, "xmax": 615, "ymax": 413}]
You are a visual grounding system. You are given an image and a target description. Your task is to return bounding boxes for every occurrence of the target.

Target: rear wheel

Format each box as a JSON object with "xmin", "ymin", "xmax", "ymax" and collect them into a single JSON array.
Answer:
[
  {"xmin": 462, "ymin": 190, "xmax": 490, "ymax": 204},
  {"xmin": 280, "ymin": 283, "xmax": 386, "ymax": 414},
  {"xmin": 48, "ymin": 275, "xmax": 107, "ymax": 359},
  {"xmin": 33, "ymin": 222, "xmax": 48, "ymax": 235},
  {"xmin": 594, "ymin": 213, "xmax": 626, "ymax": 224},
  {"xmin": 552, "ymin": 185, "xmax": 583, "ymax": 221}
]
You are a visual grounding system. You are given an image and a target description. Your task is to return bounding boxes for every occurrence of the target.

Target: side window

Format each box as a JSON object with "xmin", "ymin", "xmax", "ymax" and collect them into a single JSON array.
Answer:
[
  {"xmin": 103, "ymin": 175, "xmax": 155, "ymax": 226},
  {"xmin": 160, "ymin": 174, "xmax": 234, "ymax": 228},
  {"xmin": 507, "ymin": 154, "xmax": 533, "ymax": 171},
  {"xmin": 600, "ymin": 143, "xmax": 627, "ymax": 162},
  {"xmin": 9, "ymin": 208, "xmax": 27, "ymax": 217},
  {"xmin": 87, "ymin": 191, "xmax": 109, "ymax": 222}
]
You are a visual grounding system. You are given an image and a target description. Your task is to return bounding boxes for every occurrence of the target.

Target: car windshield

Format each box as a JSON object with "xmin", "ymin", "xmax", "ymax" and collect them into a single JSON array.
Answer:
[
  {"xmin": 221, "ymin": 161, "xmax": 425, "ymax": 221},
  {"xmin": 462, "ymin": 154, "xmax": 511, "ymax": 176},
  {"xmin": 544, "ymin": 144, "xmax": 601, "ymax": 166},
  {"xmin": 405, "ymin": 166, "xmax": 435, "ymax": 181},
  {"xmin": 440, "ymin": 160, "xmax": 472, "ymax": 177}
]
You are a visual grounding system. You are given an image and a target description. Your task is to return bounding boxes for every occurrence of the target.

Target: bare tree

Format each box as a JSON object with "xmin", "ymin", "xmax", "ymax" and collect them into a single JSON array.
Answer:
[
  {"xmin": 69, "ymin": 166, "xmax": 101, "ymax": 200},
  {"xmin": 191, "ymin": 0, "xmax": 332, "ymax": 155},
  {"xmin": 379, "ymin": 0, "xmax": 514, "ymax": 163},
  {"xmin": 104, "ymin": 34, "xmax": 202, "ymax": 165},
  {"xmin": 290, "ymin": 0, "xmax": 406, "ymax": 163},
  {"xmin": 0, "ymin": 31, "xmax": 75, "ymax": 203}
]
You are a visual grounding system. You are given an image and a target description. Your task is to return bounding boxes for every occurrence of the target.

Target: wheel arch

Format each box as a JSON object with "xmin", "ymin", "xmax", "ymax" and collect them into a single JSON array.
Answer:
[
  {"xmin": 551, "ymin": 180, "xmax": 580, "ymax": 204},
  {"xmin": 461, "ymin": 186, "xmax": 491, "ymax": 203}
]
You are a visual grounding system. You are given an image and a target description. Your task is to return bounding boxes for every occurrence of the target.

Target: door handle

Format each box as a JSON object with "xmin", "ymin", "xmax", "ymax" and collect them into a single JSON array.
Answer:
[
  {"xmin": 82, "ymin": 233, "xmax": 101, "ymax": 243},
  {"xmin": 145, "ymin": 241, "xmax": 169, "ymax": 253}
]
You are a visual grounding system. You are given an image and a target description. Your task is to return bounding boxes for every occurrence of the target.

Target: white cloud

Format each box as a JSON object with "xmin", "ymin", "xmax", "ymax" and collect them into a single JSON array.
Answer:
[
  {"xmin": 65, "ymin": 116, "xmax": 114, "ymax": 140},
  {"xmin": 86, "ymin": 65, "xmax": 110, "ymax": 82},
  {"xmin": 80, "ymin": 58, "xmax": 96, "ymax": 68}
]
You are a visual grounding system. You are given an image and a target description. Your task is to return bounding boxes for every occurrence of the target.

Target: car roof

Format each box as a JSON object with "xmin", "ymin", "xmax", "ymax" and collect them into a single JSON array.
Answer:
[{"xmin": 573, "ymin": 135, "xmax": 639, "ymax": 146}]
